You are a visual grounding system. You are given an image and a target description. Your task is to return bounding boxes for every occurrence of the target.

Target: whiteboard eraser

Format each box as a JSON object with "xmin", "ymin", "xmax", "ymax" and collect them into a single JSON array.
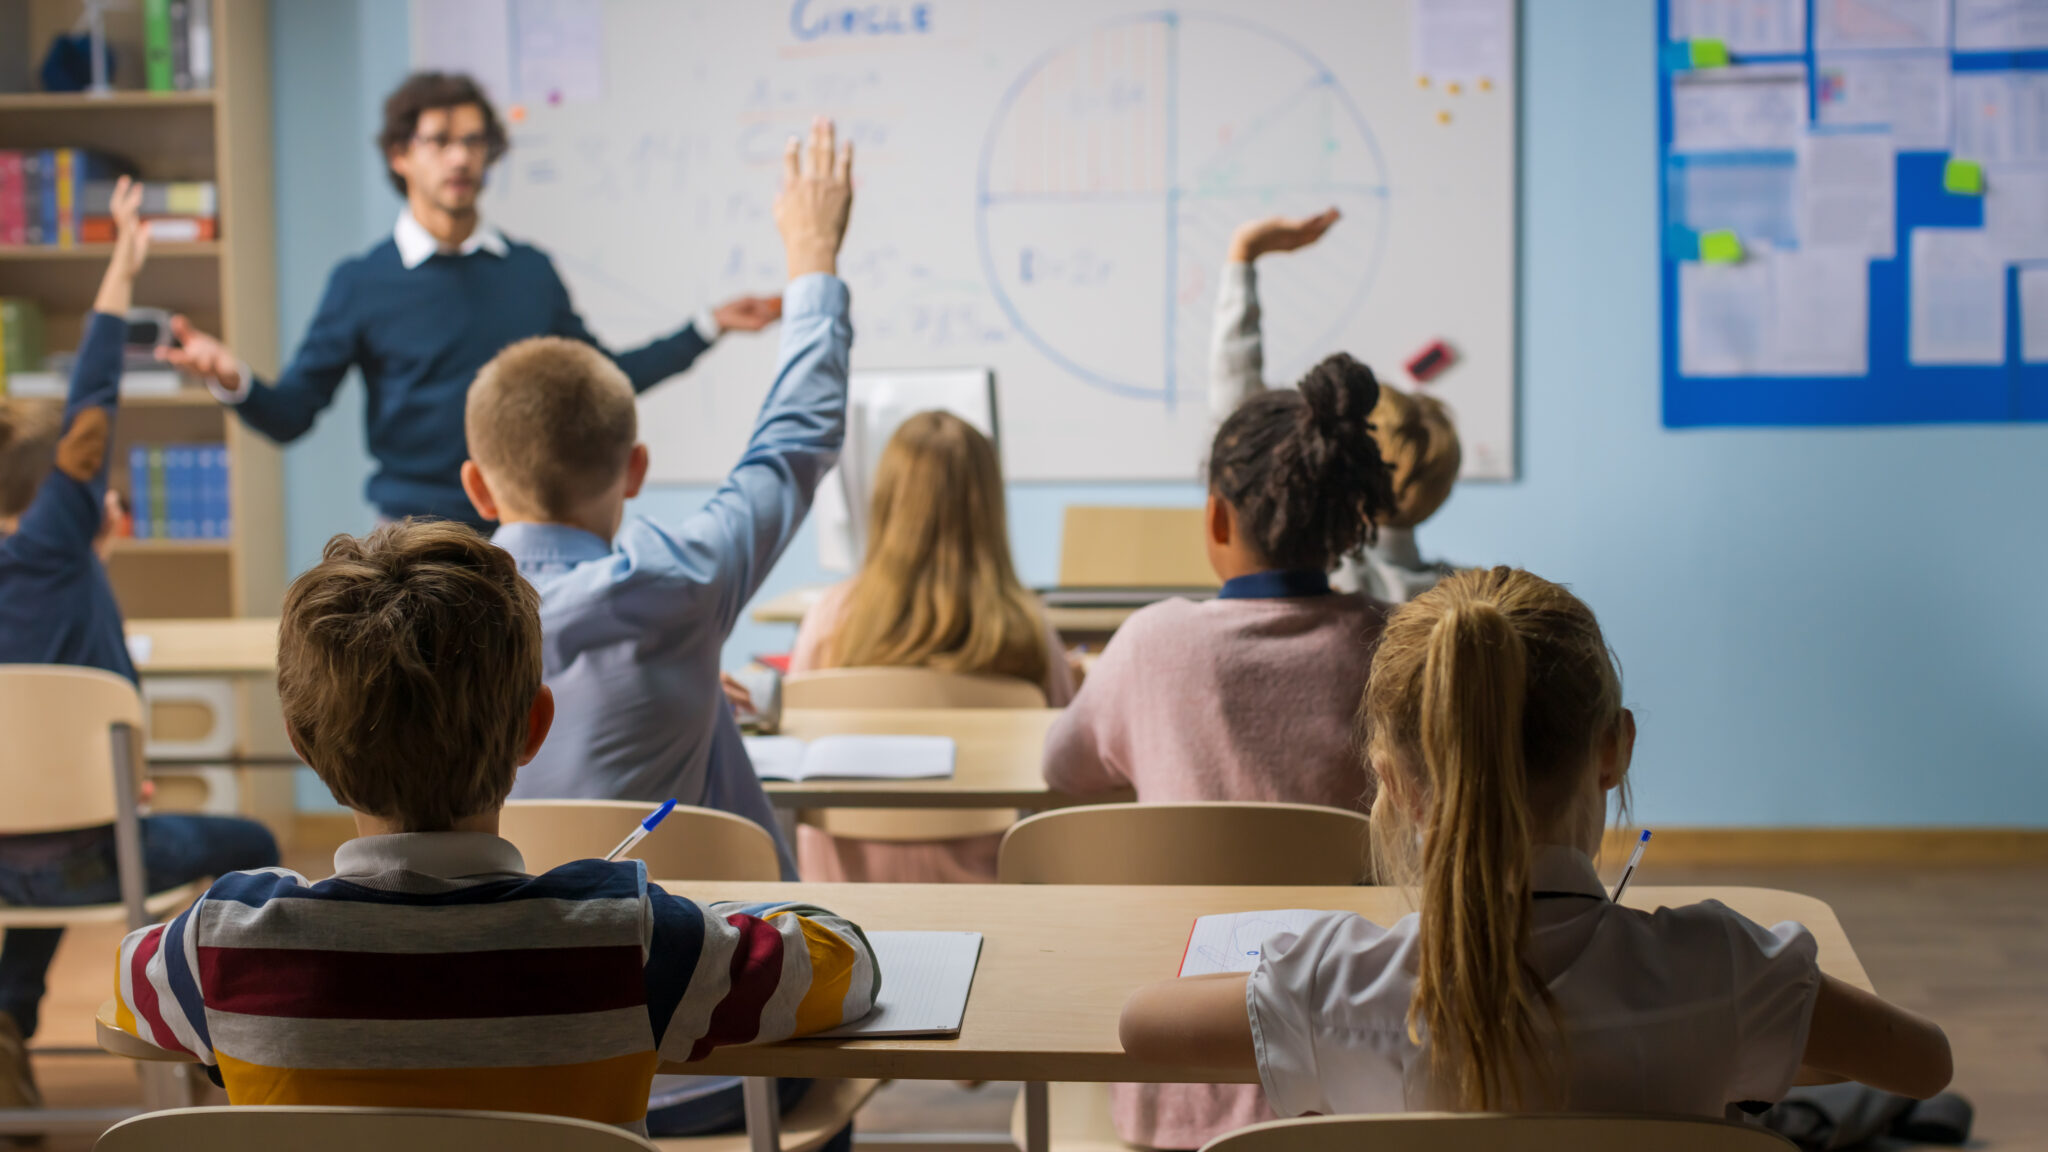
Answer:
[{"xmin": 1406, "ymin": 340, "xmax": 1456, "ymax": 383}]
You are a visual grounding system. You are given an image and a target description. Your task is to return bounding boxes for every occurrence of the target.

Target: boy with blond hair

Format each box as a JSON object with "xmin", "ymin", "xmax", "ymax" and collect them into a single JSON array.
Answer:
[
  {"xmin": 0, "ymin": 181, "xmax": 277, "ymax": 1115},
  {"xmin": 109, "ymin": 519, "xmax": 878, "ymax": 1135},
  {"xmin": 459, "ymin": 118, "xmax": 857, "ymax": 881}
]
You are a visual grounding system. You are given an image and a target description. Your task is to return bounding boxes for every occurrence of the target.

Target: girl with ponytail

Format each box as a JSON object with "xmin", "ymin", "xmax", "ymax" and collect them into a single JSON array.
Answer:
[
  {"xmin": 1120, "ymin": 567, "xmax": 1951, "ymax": 1118},
  {"xmin": 1041, "ymin": 352, "xmax": 1397, "ymax": 1150}
]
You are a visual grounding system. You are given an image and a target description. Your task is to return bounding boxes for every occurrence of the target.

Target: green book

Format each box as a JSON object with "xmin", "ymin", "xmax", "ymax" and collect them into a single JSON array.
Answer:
[
  {"xmin": 0, "ymin": 298, "xmax": 44, "ymax": 383},
  {"xmin": 143, "ymin": 0, "xmax": 175, "ymax": 93},
  {"xmin": 147, "ymin": 446, "xmax": 169, "ymax": 538}
]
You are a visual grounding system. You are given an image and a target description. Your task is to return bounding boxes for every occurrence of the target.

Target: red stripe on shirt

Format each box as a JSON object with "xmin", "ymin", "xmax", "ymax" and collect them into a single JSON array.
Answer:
[
  {"xmin": 127, "ymin": 926, "xmax": 188, "ymax": 1055},
  {"xmin": 198, "ymin": 945, "xmax": 646, "ymax": 1020},
  {"xmin": 688, "ymin": 915, "xmax": 786, "ymax": 1061}
]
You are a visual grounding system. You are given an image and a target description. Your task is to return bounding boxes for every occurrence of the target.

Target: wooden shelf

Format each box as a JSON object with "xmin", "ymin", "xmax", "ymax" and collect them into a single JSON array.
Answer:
[
  {"xmin": 0, "ymin": 90, "xmax": 215, "ymax": 111},
  {"xmin": 120, "ymin": 389, "xmax": 221, "ymax": 408},
  {"xmin": 113, "ymin": 538, "xmax": 232, "ymax": 556},
  {"xmin": 0, "ymin": 242, "xmax": 220, "ymax": 261}
]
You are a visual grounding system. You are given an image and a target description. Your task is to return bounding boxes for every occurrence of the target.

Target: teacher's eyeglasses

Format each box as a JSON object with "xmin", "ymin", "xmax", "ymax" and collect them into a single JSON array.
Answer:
[{"xmin": 412, "ymin": 133, "xmax": 493, "ymax": 156}]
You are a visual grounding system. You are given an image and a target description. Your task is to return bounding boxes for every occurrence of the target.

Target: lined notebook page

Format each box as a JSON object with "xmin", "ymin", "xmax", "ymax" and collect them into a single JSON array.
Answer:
[
  {"xmin": 742, "ymin": 735, "xmax": 956, "ymax": 781},
  {"xmin": 1178, "ymin": 910, "xmax": 1329, "ymax": 977},
  {"xmin": 814, "ymin": 931, "xmax": 983, "ymax": 1038}
]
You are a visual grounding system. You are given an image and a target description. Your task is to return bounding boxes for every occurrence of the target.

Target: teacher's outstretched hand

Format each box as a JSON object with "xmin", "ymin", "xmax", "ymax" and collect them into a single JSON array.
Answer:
[{"xmin": 777, "ymin": 116, "xmax": 854, "ymax": 279}]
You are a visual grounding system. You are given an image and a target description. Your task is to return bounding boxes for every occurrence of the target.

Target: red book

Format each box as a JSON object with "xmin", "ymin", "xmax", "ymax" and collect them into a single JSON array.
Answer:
[
  {"xmin": 80, "ymin": 215, "xmax": 217, "ymax": 243},
  {"xmin": 0, "ymin": 152, "xmax": 21, "ymax": 246}
]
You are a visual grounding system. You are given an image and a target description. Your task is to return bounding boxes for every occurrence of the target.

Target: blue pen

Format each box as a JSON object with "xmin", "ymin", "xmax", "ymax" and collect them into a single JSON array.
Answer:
[
  {"xmin": 1610, "ymin": 829, "xmax": 1652, "ymax": 904},
  {"xmin": 606, "ymin": 798, "xmax": 678, "ymax": 861}
]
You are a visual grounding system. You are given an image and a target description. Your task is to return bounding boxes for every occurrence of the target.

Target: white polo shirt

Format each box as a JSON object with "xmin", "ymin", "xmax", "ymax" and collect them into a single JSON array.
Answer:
[{"xmin": 1248, "ymin": 846, "xmax": 1821, "ymax": 1118}]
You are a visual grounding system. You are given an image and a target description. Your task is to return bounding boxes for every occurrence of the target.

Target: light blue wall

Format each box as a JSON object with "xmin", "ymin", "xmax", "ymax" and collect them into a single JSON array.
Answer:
[{"xmin": 270, "ymin": 1, "xmax": 2048, "ymax": 826}]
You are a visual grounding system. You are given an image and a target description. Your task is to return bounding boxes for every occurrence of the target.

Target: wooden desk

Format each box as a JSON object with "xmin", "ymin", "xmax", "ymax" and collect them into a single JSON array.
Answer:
[
  {"xmin": 96, "ymin": 882, "xmax": 1870, "ymax": 1082},
  {"xmin": 125, "ymin": 617, "xmax": 278, "ymax": 676},
  {"xmin": 750, "ymin": 586, "xmax": 1139, "ymax": 639},
  {"xmin": 765, "ymin": 708, "xmax": 1125, "ymax": 809}
]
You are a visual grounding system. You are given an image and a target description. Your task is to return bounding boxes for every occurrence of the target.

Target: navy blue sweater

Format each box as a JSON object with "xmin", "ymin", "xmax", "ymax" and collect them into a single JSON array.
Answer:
[
  {"xmin": 237, "ymin": 237, "xmax": 710, "ymax": 523},
  {"xmin": 0, "ymin": 311, "xmax": 135, "ymax": 683}
]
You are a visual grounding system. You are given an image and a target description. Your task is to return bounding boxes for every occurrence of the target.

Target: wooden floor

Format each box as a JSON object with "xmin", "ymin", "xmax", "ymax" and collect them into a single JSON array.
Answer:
[{"xmin": 19, "ymin": 861, "xmax": 2046, "ymax": 1149}]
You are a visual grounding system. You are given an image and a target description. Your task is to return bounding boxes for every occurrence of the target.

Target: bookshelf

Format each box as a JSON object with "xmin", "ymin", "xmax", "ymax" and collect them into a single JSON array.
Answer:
[
  {"xmin": 0, "ymin": 0, "xmax": 280, "ymax": 621},
  {"xmin": 2, "ymin": 1, "xmax": 292, "ymax": 834}
]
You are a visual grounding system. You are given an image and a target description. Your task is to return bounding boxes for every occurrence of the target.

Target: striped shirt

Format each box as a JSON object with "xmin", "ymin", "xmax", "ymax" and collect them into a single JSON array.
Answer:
[{"xmin": 110, "ymin": 833, "xmax": 878, "ymax": 1131}]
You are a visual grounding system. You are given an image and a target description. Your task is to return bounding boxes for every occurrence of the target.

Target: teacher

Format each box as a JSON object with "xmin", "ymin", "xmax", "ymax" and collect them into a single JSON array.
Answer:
[{"xmin": 164, "ymin": 72, "xmax": 782, "ymax": 527}]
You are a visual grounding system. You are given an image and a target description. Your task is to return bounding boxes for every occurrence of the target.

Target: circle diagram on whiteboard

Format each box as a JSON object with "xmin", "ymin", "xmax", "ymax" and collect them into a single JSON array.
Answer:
[{"xmin": 977, "ymin": 10, "xmax": 1391, "ymax": 409}]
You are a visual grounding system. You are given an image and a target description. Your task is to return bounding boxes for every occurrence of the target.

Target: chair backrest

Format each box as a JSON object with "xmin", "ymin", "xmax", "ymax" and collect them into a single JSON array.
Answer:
[
  {"xmin": 0, "ymin": 665, "xmax": 144, "ymax": 835},
  {"xmin": 94, "ymin": 1106, "xmax": 659, "ymax": 1152},
  {"xmin": 1058, "ymin": 506, "xmax": 1218, "ymax": 588},
  {"xmin": 783, "ymin": 667, "xmax": 1047, "ymax": 709},
  {"xmin": 998, "ymin": 803, "xmax": 1372, "ymax": 885},
  {"xmin": 1199, "ymin": 1113, "xmax": 1795, "ymax": 1152},
  {"xmin": 499, "ymin": 801, "xmax": 781, "ymax": 880}
]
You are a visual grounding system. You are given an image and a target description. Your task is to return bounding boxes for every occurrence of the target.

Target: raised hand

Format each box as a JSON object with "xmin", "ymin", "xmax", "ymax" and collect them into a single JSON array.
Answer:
[
  {"xmin": 158, "ymin": 314, "xmax": 245, "ymax": 395},
  {"xmin": 774, "ymin": 116, "xmax": 854, "ymax": 279},
  {"xmin": 1228, "ymin": 207, "xmax": 1341, "ymax": 263},
  {"xmin": 712, "ymin": 294, "xmax": 784, "ymax": 333},
  {"xmin": 92, "ymin": 176, "xmax": 153, "ymax": 315}
]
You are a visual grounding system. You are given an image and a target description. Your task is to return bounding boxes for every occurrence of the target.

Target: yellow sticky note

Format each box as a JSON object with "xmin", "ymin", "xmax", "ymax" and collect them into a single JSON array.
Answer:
[
  {"xmin": 1447, "ymin": 81, "xmax": 1463, "ymax": 95},
  {"xmin": 1944, "ymin": 157, "xmax": 1985, "ymax": 195},
  {"xmin": 1700, "ymin": 230, "xmax": 1744, "ymax": 264},
  {"xmin": 1437, "ymin": 109, "xmax": 1453, "ymax": 125},
  {"xmin": 1418, "ymin": 74, "xmax": 1431, "ymax": 88},
  {"xmin": 1690, "ymin": 38, "xmax": 1730, "ymax": 68}
]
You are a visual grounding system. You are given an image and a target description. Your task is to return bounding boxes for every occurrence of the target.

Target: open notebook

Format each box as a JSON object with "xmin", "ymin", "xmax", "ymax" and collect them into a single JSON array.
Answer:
[
  {"xmin": 742, "ymin": 735, "xmax": 955, "ymax": 782},
  {"xmin": 1178, "ymin": 910, "xmax": 1330, "ymax": 977},
  {"xmin": 813, "ymin": 931, "xmax": 984, "ymax": 1038}
]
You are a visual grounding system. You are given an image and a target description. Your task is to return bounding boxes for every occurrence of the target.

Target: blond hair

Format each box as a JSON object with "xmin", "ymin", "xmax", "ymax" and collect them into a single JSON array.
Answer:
[
  {"xmin": 826, "ymin": 411, "xmax": 1049, "ymax": 684},
  {"xmin": 465, "ymin": 337, "xmax": 637, "ymax": 518},
  {"xmin": 0, "ymin": 399, "xmax": 61, "ymax": 518},
  {"xmin": 1361, "ymin": 567, "xmax": 1626, "ymax": 1110},
  {"xmin": 279, "ymin": 520, "xmax": 543, "ymax": 831},
  {"xmin": 1371, "ymin": 385, "xmax": 1461, "ymax": 529}
]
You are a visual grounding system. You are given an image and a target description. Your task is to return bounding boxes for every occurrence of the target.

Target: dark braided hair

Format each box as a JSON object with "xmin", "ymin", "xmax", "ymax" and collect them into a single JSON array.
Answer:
[{"xmin": 1207, "ymin": 353, "xmax": 1398, "ymax": 572}]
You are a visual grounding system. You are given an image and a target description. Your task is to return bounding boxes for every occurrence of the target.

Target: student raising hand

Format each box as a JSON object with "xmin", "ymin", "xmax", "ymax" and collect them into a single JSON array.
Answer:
[
  {"xmin": 91, "ymin": 176, "xmax": 151, "ymax": 317},
  {"xmin": 776, "ymin": 116, "xmax": 854, "ymax": 278},
  {"xmin": 1227, "ymin": 206, "xmax": 1339, "ymax": 263}
]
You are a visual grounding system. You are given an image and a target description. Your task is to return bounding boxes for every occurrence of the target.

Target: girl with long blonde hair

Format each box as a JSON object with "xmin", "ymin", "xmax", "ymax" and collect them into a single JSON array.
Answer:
[
  {"xmin": 789, "ymin": 410, "xmax": 1072, "ymax": 881},
  {"xmin": 1119, "ymin": 567, "xmax": 1950, "ymax": 1117}
]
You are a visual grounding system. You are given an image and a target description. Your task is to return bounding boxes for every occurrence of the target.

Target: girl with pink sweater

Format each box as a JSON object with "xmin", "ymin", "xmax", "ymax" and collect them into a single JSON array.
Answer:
[{"xmin": 1041, "ymin": 351, "xmax": 1398, "ymax": 1150}]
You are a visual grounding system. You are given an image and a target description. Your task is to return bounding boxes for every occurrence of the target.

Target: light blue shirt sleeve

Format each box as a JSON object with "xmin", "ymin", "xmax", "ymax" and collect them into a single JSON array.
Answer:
[{"xmin": 610, "ymin": 273, "xmax": 852, "ymax": 639}]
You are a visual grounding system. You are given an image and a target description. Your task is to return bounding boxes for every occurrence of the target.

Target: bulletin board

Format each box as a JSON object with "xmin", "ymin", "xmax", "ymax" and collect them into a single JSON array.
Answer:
[{"xmin": 1659, "ymin": 0, "xmax": 2048, "ymax": 428}]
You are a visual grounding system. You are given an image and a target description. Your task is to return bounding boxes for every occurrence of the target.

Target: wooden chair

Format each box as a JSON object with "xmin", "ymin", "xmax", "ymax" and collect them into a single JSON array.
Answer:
[
  {"xmin": 1057, "ymin": 507, "xmax": 1219, "ymax": 589},
  {"xmin": 998, "ymin": 801, "xmax": 1371, "ymax": 1152},
  {"xmin": 93, "ymin": 1106, "xmax": 659, "ymax": 1151},
  {"xmin": 499, "ymin": 801, "xmax": 782, "ymax": 880},
  {"xmin": 0, "ymin": 665, "xmax": 205, "ymax": 1136},
  {"xmin": 1196, "ymin": 1113, "xmax": 1797, "ymax": 1152},
  {"xmin": 784, "ymin": 668, "xmax": 1046, "ymax": 842},
  {"xmin": 997, "ymin": 802, "xmax": 1372, "ymax": 885},
  {"xmin": 651, "ymin": 1078, "xmax": 881, "ymax": 1152}
]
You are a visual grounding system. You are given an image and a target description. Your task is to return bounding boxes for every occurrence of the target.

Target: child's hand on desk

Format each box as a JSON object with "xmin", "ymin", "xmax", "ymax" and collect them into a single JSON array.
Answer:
[{"xmin": 1228, "ymin": 207, "xmax": 1341, "ymax": 263}]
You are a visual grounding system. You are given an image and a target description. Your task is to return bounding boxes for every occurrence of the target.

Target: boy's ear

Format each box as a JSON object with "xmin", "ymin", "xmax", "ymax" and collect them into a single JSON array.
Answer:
[
  {"xmin": 1205, "ymin": 491, "xmax": 1232, "ymax": 548},
  {"xmin": 623, "ymin": 443, "xmax": 650, "ymax": 500},
  {"xmin": 518, "ymin": 685, "xmax": 555, "ymax": 767},
  {"xmin": 460, "ymin": 460, "xmax": 500, "ymax": 522}
]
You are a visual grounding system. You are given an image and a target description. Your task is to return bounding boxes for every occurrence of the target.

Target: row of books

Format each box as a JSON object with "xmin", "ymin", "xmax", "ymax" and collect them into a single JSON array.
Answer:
[
  {"xmin": 129, "ymin": 443, "xmax": 231, "ymax": 540},
  {"xmin": 0, "ymin": 150, "xmax": 219, "ymax": 247},
  {"xmin": 145, "ymin": 0, "xmax": 217, "ymax": 93}
]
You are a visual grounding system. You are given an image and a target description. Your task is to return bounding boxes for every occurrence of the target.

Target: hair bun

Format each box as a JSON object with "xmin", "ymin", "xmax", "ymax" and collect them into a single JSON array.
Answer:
[{"xmin": 1297, "ymin": 352, "xmax": 1381, "ymax": 443}]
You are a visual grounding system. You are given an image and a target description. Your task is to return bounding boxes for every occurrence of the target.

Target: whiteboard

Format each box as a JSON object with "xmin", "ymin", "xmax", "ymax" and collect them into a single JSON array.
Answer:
[{"xmin": 415, "ymin": 0, "xmax": 1518, "ymax": 482}]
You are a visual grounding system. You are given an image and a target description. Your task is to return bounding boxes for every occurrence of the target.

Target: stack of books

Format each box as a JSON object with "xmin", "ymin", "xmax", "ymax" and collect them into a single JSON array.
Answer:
[
  {"xmin": 0, "ymin": 149, "xmax": 137, "ymax": 247},
  {"xmin": 80, "ymin": 179, "xmax": 219, "ymax": 243},
  {"xmin": 129, "ymin": 443, "xmax": 231, "ymax": 540},
  {"xmin": 144, "ymin": 0, "xmax": 216, "ymax": 93}
]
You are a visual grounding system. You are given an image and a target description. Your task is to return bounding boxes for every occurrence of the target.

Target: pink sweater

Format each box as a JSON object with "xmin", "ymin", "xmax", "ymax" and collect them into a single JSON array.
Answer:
[{"xmin": 1041, "ymin": 590, "xmax": 1384, "ymax": 1151}]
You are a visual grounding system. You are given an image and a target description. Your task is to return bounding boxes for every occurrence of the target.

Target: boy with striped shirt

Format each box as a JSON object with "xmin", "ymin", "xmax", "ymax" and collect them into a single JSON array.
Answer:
[{"xmin": 108, "ymin": 520, "xmax": 879, "ymax": 1134}]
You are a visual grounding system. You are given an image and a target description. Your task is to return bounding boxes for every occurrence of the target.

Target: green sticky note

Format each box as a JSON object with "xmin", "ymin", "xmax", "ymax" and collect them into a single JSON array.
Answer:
[
  {"xmin": 1944, "ymin": 157, "xmax": 1985, "ymax": 196},
  {"xmin": 1700, "ymin": 230, "xmax": 1744, "ymax": 264},
  {"xmin": 1689, "ymin": 38, "xmax": 1730, "ymax": 68}
]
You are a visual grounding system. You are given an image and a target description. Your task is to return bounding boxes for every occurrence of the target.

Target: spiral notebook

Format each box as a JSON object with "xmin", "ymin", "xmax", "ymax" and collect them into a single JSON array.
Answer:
[{"xmin": 812, "ymin": 931, "xmax": 984, "ymax": 1038}]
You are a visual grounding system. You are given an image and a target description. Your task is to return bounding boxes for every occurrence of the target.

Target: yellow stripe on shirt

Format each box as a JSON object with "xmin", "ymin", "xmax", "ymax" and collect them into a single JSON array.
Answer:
[
  {"xmin": 785, "ymin": 913, "xmax": 858, "ymax": 1036},
  {"xmin": 213, "ymin": 1049, "xmax": 660, "ymax": 1125}
]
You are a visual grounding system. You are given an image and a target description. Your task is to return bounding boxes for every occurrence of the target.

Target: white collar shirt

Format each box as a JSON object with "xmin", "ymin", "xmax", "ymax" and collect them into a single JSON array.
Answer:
[
  {"xmin": 392, "ymin": 209, "xmax": 509, "ymax": 269},
  {"xmin": 1248, "ymin": 846, "xmax": 1821, "ymax": 1119}
]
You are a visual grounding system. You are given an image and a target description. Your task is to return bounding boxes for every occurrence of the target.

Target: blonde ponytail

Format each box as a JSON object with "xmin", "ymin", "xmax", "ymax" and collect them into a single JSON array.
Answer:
[
  {"xmin": 1411, "ymin": 603, "xmax": 1546, "ymax": 1110},
  {"xmin": 1363, "ymin": 567, "xmax": 1624, "ymax": 1111}
]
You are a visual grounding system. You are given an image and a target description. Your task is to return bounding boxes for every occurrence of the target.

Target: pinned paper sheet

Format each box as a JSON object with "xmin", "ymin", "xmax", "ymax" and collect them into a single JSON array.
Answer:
[
  {"xmin": 1680, "ymin": 247, "xmax": 1869, "ymax": 377},
  {"xmin": 1985, "ymin": 171, "xmax": 2048, "ymax": 261},
  {"xmin": 1815, "ymin": 0, "xmax": 1954, "ymax": 51},
  {"xmin": 1409, "ymin": 0, "xmax": 1513, "ymax": 87},
  {"xmin": 1179, "ymin": 910, "xmax": 1330, "ymax": 977},
  {"xmin": 1670, "ymin": 152, "xmax": 1799, "ymax": 248},
  {"xmin": 1956, "ymin": 0, "xmax": 2048, "ymax": 51},
  {"xmin": 2022, "ymin": 265, "xmax": 2048, "ymax": 362},
  {"xmin": 1671, "ymin": 65, "xmax": 1808, "ymax": 153},
  {"xmin": 1799, "ymin": 128, "xmax": 1896, "ymax": 257},
  {"xmin": 1815, "ymin": 51, "xmax": 1952, "ymax": 152},
  {"xmin": 1910, "ymin": 228, "xmax": 2007, "ymax": 365},
  {"xmin": 1700, "ymin": 229, "xmax": 1745, "ymax": 263},
  {"xmin": 1945, "ymin": 157, "xmax": 1986, "ymax": 195},
  {"xmin": 1953, "ymin": 72, "xmax": 2048, "ymax": 169},
  {"xmin": 1670, "ymin": 0, "xmax": 1806, "ymax": 54}
]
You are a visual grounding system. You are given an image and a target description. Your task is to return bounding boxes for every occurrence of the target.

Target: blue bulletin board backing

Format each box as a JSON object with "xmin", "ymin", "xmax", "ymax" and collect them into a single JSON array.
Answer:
[{"xmin": 1657, "ymin": 3, "xmax": 2048, "ymax": 428}]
